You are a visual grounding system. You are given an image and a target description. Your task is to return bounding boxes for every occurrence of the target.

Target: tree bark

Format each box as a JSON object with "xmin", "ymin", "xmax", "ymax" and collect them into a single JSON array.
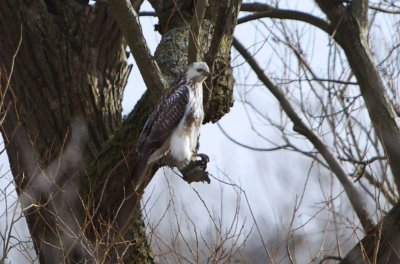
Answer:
[
  {"xmin": 0, "ymin": 1, "xmax": 135, "ymax": 262},
  {"xmin": 341, "ymin": 205, "xmax": 400, "ymax": 263},
  {"xmin": 0, "ymin": 0, "xmax": 238, "ymax": 263}
]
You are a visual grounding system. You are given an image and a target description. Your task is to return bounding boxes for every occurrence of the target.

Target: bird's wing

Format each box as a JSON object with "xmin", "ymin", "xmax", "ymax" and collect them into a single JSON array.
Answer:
[{"xmin": 136, "ymin": 83, "xmax": 190, "ymax": 155}]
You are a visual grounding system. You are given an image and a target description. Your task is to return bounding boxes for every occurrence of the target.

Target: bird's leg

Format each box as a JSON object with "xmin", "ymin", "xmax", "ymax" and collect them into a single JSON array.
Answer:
[{"xmin": 179, "ymin": 153, "xmax": 210, "ymax": 184}]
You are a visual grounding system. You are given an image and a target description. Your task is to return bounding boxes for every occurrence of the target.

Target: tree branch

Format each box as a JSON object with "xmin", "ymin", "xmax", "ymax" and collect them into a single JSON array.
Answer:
[
  {"xmin": 341, "ymin": 203, "xmax": 400, "ymax": 263},
  {"xmin": 109, "ymin": 0, "xmax": 167, "ymax": 97},
  {"xmin": 351, "ymin": 0, "xmax": 368, "ymax": 30},
  {"xmin": 233, "ymin": 37, "xmax": 374, "ymax": 232},
  {"xmin": 241, "ymin": 2, "xmax": 273, "ymax": 12},
  {"xmin": 237, "ymin": 8, "xmax": 331, "ymax": 34},
  {"xmin": 315, "ymin": 0, "xmax": 400, "ymax": 191},
  {"xmin": 217, "ymin": 123, "xmax": 290, "ymax": 152},
  {"xmin": 240, "ymin": 3, "xmax": 330, "ymax": 33},
  {"xmin": 188, "ymin": 0, "xmax": 208, "ymax": 63},
  {"xmin": 369, "ymin": 4, "xmax": 400, "ymax": 14}
]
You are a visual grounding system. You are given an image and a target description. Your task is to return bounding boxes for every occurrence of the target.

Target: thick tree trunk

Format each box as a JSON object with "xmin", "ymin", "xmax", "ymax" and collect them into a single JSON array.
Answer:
[
  {"xmin": 0, "ymin": 1, "xmax": 148, "ymax": 263},
  {"xmin": 0, "ymin": 0, "xmax": 238, "ymax": 263}
]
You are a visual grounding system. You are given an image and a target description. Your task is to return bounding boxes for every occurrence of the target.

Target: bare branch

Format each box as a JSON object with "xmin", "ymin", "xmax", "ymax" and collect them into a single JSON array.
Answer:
[
  {"xmin": 138, "ymin": 11, "xmax": 156, "ymax": 16},
  {"xmin": 316, "ymin": 0, "xmax": 400, "ymax": 192},
  {"xmin": 109, "ymin": 0, "xmax": 167, "ymax": 97},
  {"xmin": 369, "ymin": 4, "xmax": 400, "ymax": 14},
  {"xmin": 240, "ymin": 2, "xmax": 274, "ymax": 12},
  {"xmin": 238, "ymin": 4, "xmax": 331, "ymax": 34},
  {"xmin": 233, "ymin": 37, "xmax": 374, "ymax": 232},
  {"xmin": 217, "ymin": 123, "xmax": 290, "ymax": 152}
]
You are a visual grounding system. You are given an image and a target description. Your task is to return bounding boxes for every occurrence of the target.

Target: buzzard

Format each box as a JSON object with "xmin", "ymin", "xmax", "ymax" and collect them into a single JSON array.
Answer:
[{"xmin": 133, "ymin": 62, "xmax": 211, "ymax": 189}]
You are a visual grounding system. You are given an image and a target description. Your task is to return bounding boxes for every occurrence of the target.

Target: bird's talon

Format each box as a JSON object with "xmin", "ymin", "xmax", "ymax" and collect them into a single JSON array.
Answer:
[{"xmin": 194, "ymin": 153, "xmax": 209, "ymax": 163}]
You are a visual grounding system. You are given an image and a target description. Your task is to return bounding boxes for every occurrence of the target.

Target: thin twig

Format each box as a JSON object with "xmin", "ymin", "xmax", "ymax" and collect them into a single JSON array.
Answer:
[
  {"xmin": 217, "ymin": 123, "xmax": 290, "ymax": 152},
  {"xmin": 369, "ymin": 5, "xmax": 400, "ymax": 14}
]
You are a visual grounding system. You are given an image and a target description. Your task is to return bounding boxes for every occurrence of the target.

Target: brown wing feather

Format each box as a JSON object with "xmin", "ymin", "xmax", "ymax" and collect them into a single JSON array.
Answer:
[
  {"xmin": 136, "ymin": 82, "xmax": 190, "ymax": 156},
  {"xmin": 133, "ymin": 76, "xmax": 190, "ymax": 189}
]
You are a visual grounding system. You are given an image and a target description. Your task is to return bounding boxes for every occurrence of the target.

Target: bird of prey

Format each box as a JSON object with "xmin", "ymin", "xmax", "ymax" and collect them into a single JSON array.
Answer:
[{"xmin": 133, "ymin": 62, "xmax": 211, "ymax": 190}]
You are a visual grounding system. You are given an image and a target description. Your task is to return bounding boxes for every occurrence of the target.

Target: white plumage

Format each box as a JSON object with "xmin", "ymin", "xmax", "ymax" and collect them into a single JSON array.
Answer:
[
  {"xmin": 169, "ymin": 82, "xmax": 204, "ymax": 168},
  {"xmin": 134, "ymin": 62, "xmax": 210, "ymax": 188}
]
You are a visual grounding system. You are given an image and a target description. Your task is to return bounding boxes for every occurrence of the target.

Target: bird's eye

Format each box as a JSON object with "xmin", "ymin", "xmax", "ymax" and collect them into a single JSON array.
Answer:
[{"xmin": 197, "ymin": 68, "xmax": 203, "ymax": 73}]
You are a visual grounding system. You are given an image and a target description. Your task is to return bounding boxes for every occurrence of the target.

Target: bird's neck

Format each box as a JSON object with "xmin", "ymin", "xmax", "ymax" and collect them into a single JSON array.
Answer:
[{"xmin": 187, "ymin": 79, "xmax": 203, "ymax": 88}]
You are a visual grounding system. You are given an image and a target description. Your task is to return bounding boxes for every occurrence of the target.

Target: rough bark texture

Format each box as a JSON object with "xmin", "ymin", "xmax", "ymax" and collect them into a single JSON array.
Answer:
[
  {"xmin": 0, "ymin": 0, "xmax": 238, "ymax": 263},
  {"xmin": 0, "ymin": 1, "xmax": 136, "ymax": 263},
  {"xmin": 0, "ymin": 1, "xmax": 150, "ymax": 263}
]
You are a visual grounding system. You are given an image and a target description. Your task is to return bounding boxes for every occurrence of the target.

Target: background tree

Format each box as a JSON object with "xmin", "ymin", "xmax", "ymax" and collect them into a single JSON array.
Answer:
[
  {"xmin": 1, "ymin": 0, "xmax": 400, "ymax": 263},
  {"xmin": 232, "ymin": 1, "xmax": 400, "ymax": 263}
]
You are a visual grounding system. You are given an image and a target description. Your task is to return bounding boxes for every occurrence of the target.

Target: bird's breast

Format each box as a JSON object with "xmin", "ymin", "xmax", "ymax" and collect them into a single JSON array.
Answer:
[{"xmin": 185, "ymin": 84, "xmax": 204, "ymax": 127}]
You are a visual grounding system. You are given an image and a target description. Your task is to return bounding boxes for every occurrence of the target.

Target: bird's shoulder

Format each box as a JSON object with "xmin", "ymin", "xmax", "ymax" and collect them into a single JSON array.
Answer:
[
  {"xmin": 156, "ymin": 78, "xmax": 191, "ymax": 115},
  {"xmin": 136, "ymin": 76, "xmax": 191, "ymax": 151}
]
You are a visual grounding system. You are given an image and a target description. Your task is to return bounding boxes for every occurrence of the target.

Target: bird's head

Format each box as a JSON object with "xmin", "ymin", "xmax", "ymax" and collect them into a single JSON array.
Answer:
[{"xmin": 186, "ymin": 62, "xmax": 211, "ymax": 83}]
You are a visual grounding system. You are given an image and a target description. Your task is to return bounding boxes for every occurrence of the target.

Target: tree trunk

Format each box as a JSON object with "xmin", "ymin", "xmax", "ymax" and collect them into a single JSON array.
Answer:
[
  {"xmin": 0, "ymin": 1, "xmax": 142, "ymax": 262},
  {"xmin": 341, "ymin": 203, "xmax": 400, "ymax": 263},
  {"xmin": 0, "ymin": 0, "xmax": 238, "ymax": 263}
]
